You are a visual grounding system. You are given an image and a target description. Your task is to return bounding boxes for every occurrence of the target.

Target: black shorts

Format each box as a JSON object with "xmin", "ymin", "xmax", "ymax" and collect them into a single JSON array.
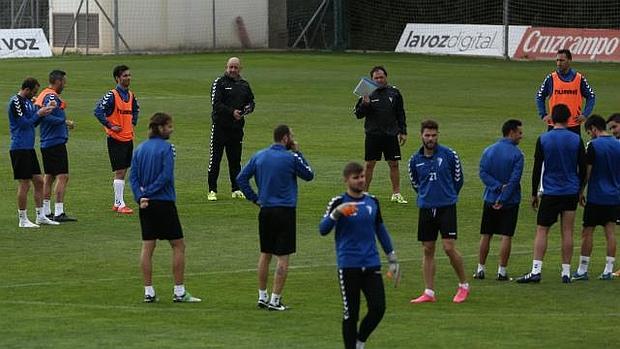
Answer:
[
  {"xmin": 139, "ymin": 200, "xmax": 183, "ymax": 241},
  {"xmin": 10, "ymin": 149, "xmax": 41, "ymax": 180},
  {"xmin": 259, "ymin": 207, "xmax": 296, "ymax": 255},
  {"xmin": 41, "ymin": 143, "xmax": 69, "ymax": 175},
  {"xmin": 107, "ymin": 137, "xmax": 133, "ymax": 171},
  {"xmin": 480, "ymin": 203, "xmax": 519, "ymax": 237},
  {"xmin": 583, "ymin": 204, "xmax": 620, "ymax": 227},
  {"xmin": 537, "ymin": 194, "xmax": 579, "ymax": 227},
  {"xmin": 418, "ymin": 205, "xmax": 457, "ymax": 241},
  {"xmin": 364, "ymin": 134, "xmax": 401, "ymax": 161}
]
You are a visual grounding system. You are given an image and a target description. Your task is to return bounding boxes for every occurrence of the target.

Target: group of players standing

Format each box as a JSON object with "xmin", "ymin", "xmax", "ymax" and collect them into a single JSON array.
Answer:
[{"xmin": 7, "ymin": 50, "xmax": 620, "ymax": 349}]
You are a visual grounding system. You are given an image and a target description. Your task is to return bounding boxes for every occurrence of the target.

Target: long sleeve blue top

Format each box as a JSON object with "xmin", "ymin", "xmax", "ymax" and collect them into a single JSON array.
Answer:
[
  {"xmin": 39, "ymin": 93, "xmax": 68, "ymax": 149},
  {"xmin": 237, "ymin": 144, "xmax": 314, "ymax": 207},
  {"xmin": 479, "ymin": 138, "xmax": 524, "ymax": 207},
  {"xmin": 93, "ymin": 85, "xmax": 140, "ymax": 128},
  {"xmin": 408, "ymin": 144, "xmax": 464, "ymax": 208},
  {"xmin": 130, "ymin": 136, "xmax": 176, "ymax": 202},
  {"xmin": 319, "ymin": 193, "xmax": 394, "ymax": 268},
  {"xmin": 7, "ymin": 94, "xmax": 40, "ymax": 150},
  {"xmin": 585, "ymin": 135, "xmax": 620, "ymax": 205},
  {"xmin": 535, "ymin": 68, "xmax": 596, "ymax": 118}
]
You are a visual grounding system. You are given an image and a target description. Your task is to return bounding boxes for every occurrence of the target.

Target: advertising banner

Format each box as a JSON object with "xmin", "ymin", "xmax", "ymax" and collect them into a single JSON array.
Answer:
[{"xmin": 0, "ymin": 28, "xmax": 52, "ymax": 59}]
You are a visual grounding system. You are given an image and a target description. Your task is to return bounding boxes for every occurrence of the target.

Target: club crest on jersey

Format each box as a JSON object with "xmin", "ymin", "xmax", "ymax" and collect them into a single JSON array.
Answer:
[{"xmin": 437, "ymin": 157, "xmax": 443, "ymax": 167}]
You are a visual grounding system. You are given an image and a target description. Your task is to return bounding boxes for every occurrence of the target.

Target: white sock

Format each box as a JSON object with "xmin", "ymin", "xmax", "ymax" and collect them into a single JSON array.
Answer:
[
  {"xmin": 174, "ymin": 284, "xmax": 185, "ymax": 297},
  {"xmin": 498, "ymin": 265, "xmax": 507, "ymax": 276},
  {"xmin": 18, "ymin": 209, "xmax": 28, "ymax": 221},
  {"xmin": 35, "ymin": 207, "xmax": 45, "ymax": 219},
  {"xmin": 424, "ymin": 288, "xmax": 435, "ymax": 297},
  {"xmin": 54, "ymin": 202, "xmax": 64, "ymax": 216},
  {"xmin": 356, "ymin": 340, "xmax": 365, "ymax": 349},
  {"xmin": 144, "ymin": 285, "xmax": 155, "ymax": 297},
  {"xmin": 561, "ymin": 264, "xmax": 571, "ymax": 277},
  {"xmin": 577, "ymin": 256, "xmax": 590, "ymax": 274},
  {"xmin": 604, "ymin": 256, "xmax": 615, "ymax": 274},
  {"xmin": 113, "ymin": 179, "xmax": 125, "ymax": 207},
  {"xmin": 477, "ymin": 263, "xmax": 485, "ymax": 273},
  {"xmin": 270, "ymin": 293, "xmax": 281, "ymax": 305},
  {"xmin": 459, "ymin": 282, "xmax": 470, "ymax": 290},
  {"xmin": 531, "ymin": 260, "xmax": 543, "ymax": 274},
  {"xmin": 43, "ymin": 200, "xmax": 51, "ymax": 216},
  {"xmin": 258, "ymin": 289, "xmax": 268, "ymax": 301}
]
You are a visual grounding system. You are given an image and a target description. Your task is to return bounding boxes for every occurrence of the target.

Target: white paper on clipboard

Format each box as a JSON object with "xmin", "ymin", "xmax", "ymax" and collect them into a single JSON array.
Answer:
[{"xmin": 353, "ymin": 77, "xmax": 380, "ymax": 97}]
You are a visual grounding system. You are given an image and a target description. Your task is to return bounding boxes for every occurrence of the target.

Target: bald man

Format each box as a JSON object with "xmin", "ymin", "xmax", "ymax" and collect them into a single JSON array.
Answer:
[{"xmin": 207, "ymin": 57, "xmax": 255, "ymax": 201}]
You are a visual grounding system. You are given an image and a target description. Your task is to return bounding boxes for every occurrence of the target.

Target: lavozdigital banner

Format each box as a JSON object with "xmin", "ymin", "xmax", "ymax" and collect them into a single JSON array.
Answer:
[{"xmin": 0, "ymin": 29, "xmax": 52, "ymax": 59}]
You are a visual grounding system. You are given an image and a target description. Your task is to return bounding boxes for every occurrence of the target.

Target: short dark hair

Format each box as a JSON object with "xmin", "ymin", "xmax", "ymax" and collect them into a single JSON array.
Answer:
[
  {"xmin": 273, "ymin": 124, "xmax": 290, "ymax": 142},
  {"xmin": 557, "ymin": 49, "xmax": 572, "ymax": 60},
  {"xmin": 607, "ymin": 113, "xmax": 620, "ymax": 124},
  {"xmin": 420, "ymin": 119, "xmax": 439, "ymax": 133},
  {"xmin": 502, "ymin": 119, "xmax": 522, "ymax": 137},
  {"xmin": 113, "ymin": 65, "xmax": 130, "ymax": 79},
  {"xmin": 148, "ymin": 112, "xmax": 172, "ymax": 138},
  {"xmin": 551, "ymin": 104, "xmax": 570, "ymax": 124},
  {"xmin": 370, "ymin": 66, "xmax": 387, "ymax": 77},
  {"xmin": 584, "ymin": 114, "xmax": 606, "ymax": 132},
  {"xmin": 49, "ymin": 70, "xmax": 66, "ymax": 84},
  {"xmin": 21, "ymin": 77, "xmax": 39, "ymax": 90},
  {"xmin": 342, "ymin": 162, "xmax": 364, "ymax": 178}
]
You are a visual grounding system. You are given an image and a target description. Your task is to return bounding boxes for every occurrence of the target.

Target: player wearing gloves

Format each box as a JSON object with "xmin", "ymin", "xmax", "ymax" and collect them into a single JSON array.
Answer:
[{"xmin": 319, "ymin": 162, "xmax": 399, "ymax": 349}]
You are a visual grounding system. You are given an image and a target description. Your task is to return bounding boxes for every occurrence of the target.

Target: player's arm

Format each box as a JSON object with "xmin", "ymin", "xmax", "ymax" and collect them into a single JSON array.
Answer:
[
  {"xmin": 242, "ymin": 83, "xmax": 255, "ymax": 116},
  {"xmin": 142, "ymin": 147, "xmax": 174, "ymax": 197},
  {"xmin": 408, "ymin": 156, "xmax": 420, "ymax": 192},
  {"xmin": 535, "ymin": 74, "xmax": 552, "ymax": 119},
  {"xmin": 497, "ymin": 152, "xmax": 524, "ymax": 204},
  {"xmin": 373, "ymin": 200, "xmax": 394, "ymax": 254},
  {"xmin": 129, "ymin": 154, "xmax": 143, "ymax": 203},
  {"xmin": 11, "ymin": 98, "xmax": 41, "ymax": 127},
  {"xmin": 353, "ymin": 97, "xmax": 371, "ymax": 119},
  {"xmin": 452, "ymin": 150, "xmax": 464, "ymax": 194},
  {"xmin": 236, "ymin": 157, "xmax": 259, "ymax": 204},
  {"xmin": 93, "ymin": 91, "xmax": 115, "ymax": 128},
  {"xmin": 292, "ymin": 152, "xmax": 314, "ymax": 181},
  {"xmin": 577, "ymin": 140, "xmax": 587, "ymax": 193},
  {"xmin": 131, "ymin": 95, "xmax": 140, "ymax": 126},
  {"xmin": 41, "ymin": 95, "xmax": 66, "ymax": 126},
  {"xmin": 580, "ymin": 142, "xmax": 595, "ymax": 206},
  {"xmin": 211, "ymin": 78, "xmax": 234, "ymax": 120},
  {"xmin": 580, "ymin": 76, "xmax": 596, "ymax": 117},
  {"xmin": 395, "ymin": 90, "xmax": 407, "ymax": 134},
  {"xmin": 319, "ymin": 197, "xmax": 343, "ymax": 235},
  {"xmin": 479, "ymin": 150, "xmax": 503, "ymax": 192},
  {"xmin": 531, "ymin": 137, "xmax": 544, "ymax": 200}
]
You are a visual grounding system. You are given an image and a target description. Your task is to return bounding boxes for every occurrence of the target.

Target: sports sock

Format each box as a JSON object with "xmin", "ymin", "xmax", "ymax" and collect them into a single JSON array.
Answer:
[
  {"xmin": 18, "ymin": 209, "xmax": 27, "ymax": 221},
  {"xmin": 356, "ymin": 340, "xmax": 365, "ymax": 349},
  {"xmin": 54, "ymin": 202, "xmax": 64, "ymax": 216},
  {"xmin": 561, "ymin": 264, "xmax": 571, "ymax": 277},
  {"xmin": 577, "ymin": 255, "xmax": 590, "ymax": 274},
  {"xmin": 174, "ymin": 284, "xmax": 185, "ymax": 297},
  {"xmin": 498, "ymin": 265, "xmax": 507, "ymax": 276},
  {"xmin": 113, "ymin": 179, "xmax": 125, "ymax": 207},
  {"xmin": 424, "ymin": 288, "xmax": 435, "ymax": 297},
  {"xmin": 604, "ymin": 256, "xmax": 615, "ymax": 274},
  {"xmin": 477, "ymin": 263, "xmax": 485, "ymax": 273},
  {"xmin": 35, "ymin": 207, "xmax": 44, "ymax": 219},
  {"xmin": 459, "ymin": 282, "xmax": 469, "ymax": 290},
  {"xmin": 270, "ymin": 293, "xmax": 281, "ymax": 305},
  {"xmin": 144, "ymin": 286, "xmax": 155, "ymax": 297},
  {"xmin": 258, "ymin": 289, "xmax": 268, "ymax": 302},
  {"xmin": 531, "ymin": 260, "xmax": 542, "ymax": 274},
  {"xmin": 43, "ymin": 200, "xmax": 51, "ymax": 216}
]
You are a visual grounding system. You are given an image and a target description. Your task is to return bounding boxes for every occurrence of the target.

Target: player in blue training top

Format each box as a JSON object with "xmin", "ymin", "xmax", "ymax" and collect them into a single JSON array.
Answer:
[
  {"xmin": 474, "ymin": 119, "xmax": 524, "ymax": 281},
  {"xmin": 34, "ymin": 70, "xmax": 77, "ymax": 222},
  {"xmin": 130, "ymin": 113, "xmax": 201, "ymax": 303},
  {"xmin": 237, "ymin": 124, "xmax": 314, "ymax": 311},
  {"xmin": 319, "ymin": 162, "xmax": 400, "ymax": 349},
  {"xmin": 408, "ymin": 120, "xmax": 469, "ymax": 304},
  {"xmin": 516, "ymin": 104, "xmax": 586, "ymax": 284},
  {"xmin": 7, "ymin": 77, "xmax": 57, "ymax": 228},
  {"xmin": 571, "ymin": 115, "xmax": 620, "ymax": 281}
]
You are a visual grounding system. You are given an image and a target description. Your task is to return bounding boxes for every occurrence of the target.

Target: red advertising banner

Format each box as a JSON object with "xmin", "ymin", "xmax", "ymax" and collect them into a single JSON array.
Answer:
[{"xmin": 514, "ymin": 27, "xmax": 620, "ymax": 62}]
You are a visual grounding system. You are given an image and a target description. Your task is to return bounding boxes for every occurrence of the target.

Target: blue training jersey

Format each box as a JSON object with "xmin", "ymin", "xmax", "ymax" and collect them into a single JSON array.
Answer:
[
  {"xmin": 319, "ymin": 193, "xmax": 394, "ymax": 268},
  {"xmin": 585, "ymin": 135, "xmax": 620, "ymax": 205},
  {"xmin": 7, "ymin": 94, "xmax": 40, "ymax": 150},
  {"xmin": 408, "ymin": 144, "xmax": 463, "ymax": 208},
  {"xmin": 237, "ymin": 144, "xmax": 314, "ymax": 208},
  {"xmin": 130, "ymin": 136, "xmax": 176, "ymax": 202},
  {"xmin": 39, "ymin": 93, "xmax": 69, "ymax": 149},
  {"xmin": 479, "ymin": 138, "xmax": 524, "ymax": 207},
  {"xmin": 93, "ymin": 85, "xmax": 140, "ymax": 128}
]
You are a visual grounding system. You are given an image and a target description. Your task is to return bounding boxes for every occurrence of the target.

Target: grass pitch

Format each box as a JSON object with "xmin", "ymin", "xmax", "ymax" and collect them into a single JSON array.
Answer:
[{"xmin": 1, "ymin": 52, "xmax": 619, "ymax": 348}]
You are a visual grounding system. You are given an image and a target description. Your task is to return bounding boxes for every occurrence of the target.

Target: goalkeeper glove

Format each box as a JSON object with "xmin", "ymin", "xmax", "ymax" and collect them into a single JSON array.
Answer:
[
  {"xmin": 386, "ymin": 251, "xmax": 401, "ymax": 288},
  {"xmin": 329, "ymin": 203, "xmax": 358, "ymax": 220}
]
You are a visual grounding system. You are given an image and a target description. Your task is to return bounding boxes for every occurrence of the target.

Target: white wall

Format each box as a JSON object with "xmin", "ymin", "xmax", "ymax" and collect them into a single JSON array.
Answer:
[{"xmin": 49, "ymin": 0, "xmax": 269, "ymax": 53}]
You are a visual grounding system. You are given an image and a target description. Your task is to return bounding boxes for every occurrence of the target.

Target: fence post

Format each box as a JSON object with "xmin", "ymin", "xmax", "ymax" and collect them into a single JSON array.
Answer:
[
  {"xmin": 503, "ymin": 0, "xmax": 509, "ymax": 60},
  {"xmin": 333, "ymin": 0, "xmax": 344, "ymax": 50},
  {"xmin": 113, "ymin": 0, "xmax": 119, "ymax": 54}
]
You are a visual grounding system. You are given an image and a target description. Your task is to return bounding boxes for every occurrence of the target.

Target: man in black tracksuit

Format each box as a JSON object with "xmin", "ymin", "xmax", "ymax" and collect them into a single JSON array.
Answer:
[{"xmin": 208, "ymin": 57, "xmax": 255, "ymax": 201}]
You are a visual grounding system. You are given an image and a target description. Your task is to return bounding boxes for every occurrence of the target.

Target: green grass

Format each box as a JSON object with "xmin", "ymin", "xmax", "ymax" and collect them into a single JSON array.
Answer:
[{"xmin": 0, "ymin": 52, "xmax": 619, "ymax": 348}]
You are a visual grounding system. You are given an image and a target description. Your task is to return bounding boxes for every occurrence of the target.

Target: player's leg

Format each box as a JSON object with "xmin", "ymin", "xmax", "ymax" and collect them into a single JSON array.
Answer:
[
  {"xmin": 12, "ymin": 150, "xmax": 38, "ymax": 227},
  {"xmin": 559, "ymin": 209, "xmax": 576, "ymax": 280},
  {"xmin": 364, "ymin": 134, "xmax": 381, "ymax": 191},
  {"xmin": 497, "ymin": 236, "xmax": 512, "ymax": 279},
  {"xmin": 411, "ymin": 208, "xmax": 438, "ymax": 303},
  {"xmin": 32, "ymin": 174, "xmax": 57, "ymax": 225},
  {"xmin": 268, "ymin": 254, "xmax": 289, "ymax": 310},
  {"xmin": 602, "ymin": 221, "xmax": 616, "ymax": 278},
  {"xmin": 574, "ymin": 225, "xmax": 594, "ymax": 280},
  {"xmin": 108, "ymin": 137, "xmax": 133, "ymax": 211},
  {"xmin": 170, "ymin": 238, "xmax": 185, "ymax": 287},
  {"xmin": 207, "ymin": 125, "xmax": 225, "ymax": 199},
  {"xmin": 357, "ymin": 268, "xmax": 386, "ymax": 347},
  {"xmin": 475, "ymin": 234, "xmax": 491, "ymax": 279},
  {"xmin": 42, "ymin": 174, "xmax": 54, "ymax": 217},
  {"xmin": 141, "ymin": 240, "xmax": 157, "ymax": 301},
  {"xmin": 225, "ymin": 134, "xmax": 243, "ymax": 196},
  {"xmin": 364, "ymin": 161, "xmax": 376, "ymax": 192},
  {"xmin": 385, "ymin": 134, "xmax": 406, "ymax": 203},
  {"xmin": 422, "ymin": 241, "xmax": 436, "ymax": 290},
  {"xmin": 339, "ymin": 268, "xmax": 362, "ymax": 349},
  {"xmin": 257, "ymin": 252, "xmax": 272, "ymax": 307},
  {"xmin": 443, "ymin": 239, "xmax": 466, "ymax": 283}
]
